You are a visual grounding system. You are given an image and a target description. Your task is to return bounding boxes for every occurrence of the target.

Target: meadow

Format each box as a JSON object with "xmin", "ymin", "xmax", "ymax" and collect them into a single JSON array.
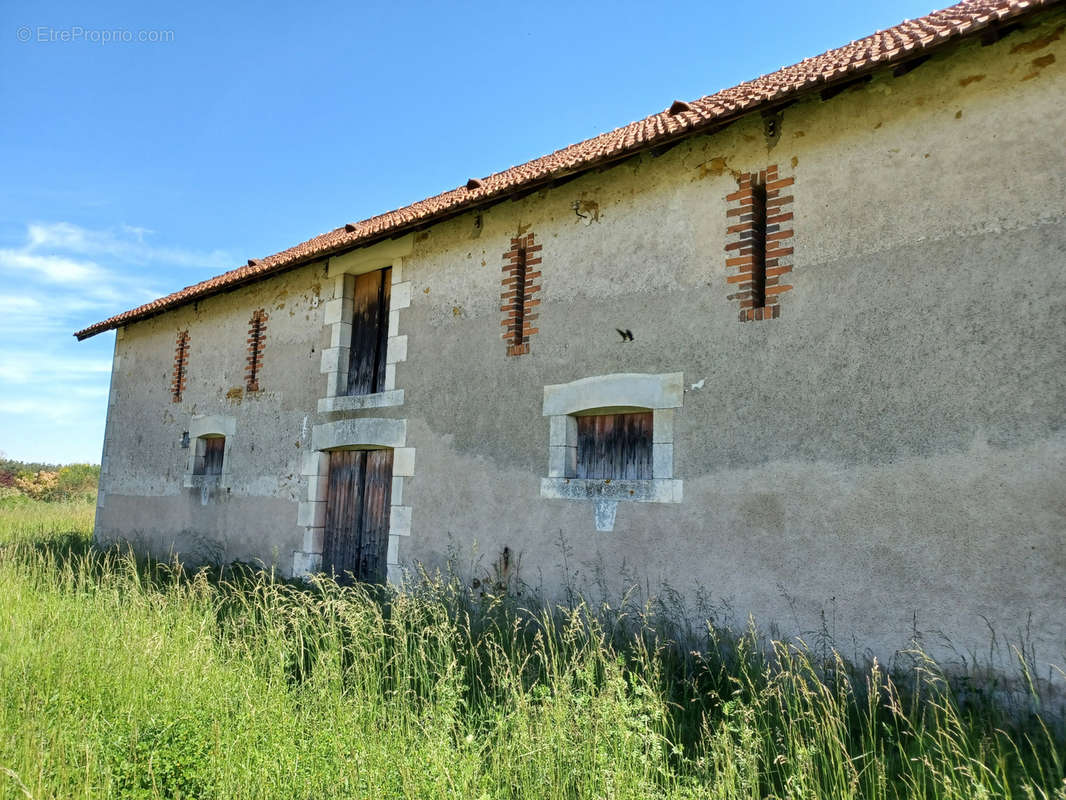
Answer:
[{"xmin": 0, "ymin": 499, "xmax": 1063, "ymax": 799}]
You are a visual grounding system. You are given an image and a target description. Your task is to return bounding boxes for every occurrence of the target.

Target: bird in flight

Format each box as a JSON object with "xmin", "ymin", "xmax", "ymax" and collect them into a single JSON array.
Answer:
[{"xmin": 616, "ymin": 328, "xmax": 634, "ymax": 342}]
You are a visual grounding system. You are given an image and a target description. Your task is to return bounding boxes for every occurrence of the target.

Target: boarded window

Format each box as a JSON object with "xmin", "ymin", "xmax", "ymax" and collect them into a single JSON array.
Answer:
[
  {"xmin": 322, "ymin": 448, "xmax": 393, "ymax": 584},
  {"xmin": 576, "ymin": 412, "xmax": 653, "ymax": 480},
  {"xmin": 347, "ymin": 268, "xmax": 392, "ymax": 396},
  {"xmin": 193, "ymin": 435, "xmax": 225, "ymax": 477}
]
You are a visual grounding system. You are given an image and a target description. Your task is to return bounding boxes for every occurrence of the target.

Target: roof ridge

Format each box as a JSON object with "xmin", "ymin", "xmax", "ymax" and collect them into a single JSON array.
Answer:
[{"xmin": 75, "ymin": 0, "xmax": 1057, "ymax": 340}]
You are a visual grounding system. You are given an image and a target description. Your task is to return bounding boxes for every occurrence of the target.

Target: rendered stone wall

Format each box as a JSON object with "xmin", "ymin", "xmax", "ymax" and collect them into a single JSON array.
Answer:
[{"xmin": 95, "ymin": 10, "xmax": 1066, "ymax": 672}]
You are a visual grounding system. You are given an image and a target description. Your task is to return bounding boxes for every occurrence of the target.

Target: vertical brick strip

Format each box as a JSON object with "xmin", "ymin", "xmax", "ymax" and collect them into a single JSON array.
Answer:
[
  {"xmin": 725, "ymin": 165, "xmax": 794, "ymax": 321},
  {"xmin": 245, "ymin": 309, "xmax": 268, "ymax": 392},
  {"xmin": 172, "ymin": 330, "xmax": 189, "ymax": 402},
  {"xmin": 501, "ymin": 233, "xmax": 541, "ymax": 356}
]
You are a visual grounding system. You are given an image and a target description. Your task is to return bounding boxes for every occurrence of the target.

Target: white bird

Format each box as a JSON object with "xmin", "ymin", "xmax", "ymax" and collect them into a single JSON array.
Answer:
[{"xmin": 689, "ymin": 379, "xmax": 705, "ymax": 391}]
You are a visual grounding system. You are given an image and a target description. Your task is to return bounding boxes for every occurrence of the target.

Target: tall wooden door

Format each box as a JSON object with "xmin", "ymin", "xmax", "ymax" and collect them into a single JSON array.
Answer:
[
  {"xmin": 347, "ymin": 267, "xmax": 392, "ymax": 396},
  {"xmin": 322, "ymin": 448, "xmax": 394, "ymax": 584}
]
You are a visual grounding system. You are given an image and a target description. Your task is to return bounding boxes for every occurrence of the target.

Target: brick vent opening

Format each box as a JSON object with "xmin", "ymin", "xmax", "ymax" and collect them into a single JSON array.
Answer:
[
  {"xmin": 245, "ymin": 309, "xmax": 268, "ymax": 392},
  {"xmin": 501, "ymin": 233, "xmax": 541, "ymax": 356},
  {"xmin": 725, "ymin": 165, "xmax": 795, "ymax": 321},
  {"xmin": 172, "ymin": 330, "xmax": 190, "ymax": 402}
]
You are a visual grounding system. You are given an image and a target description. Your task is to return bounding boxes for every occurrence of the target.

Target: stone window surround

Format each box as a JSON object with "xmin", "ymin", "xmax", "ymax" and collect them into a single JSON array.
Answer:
[
  {"xmin": 182, "ymin": 414, "xmax": 237, "ymax": 490},
  {"xmin": 293, "ymin": 417, "xmax": 416, "ymax": 585},
  {"xmin": 318, "ymin": 235, "xmax": 413, "ymax": 413},
  {"xmin": 540, "ymin": 372, "xmax": 683, "ymax": 531}
]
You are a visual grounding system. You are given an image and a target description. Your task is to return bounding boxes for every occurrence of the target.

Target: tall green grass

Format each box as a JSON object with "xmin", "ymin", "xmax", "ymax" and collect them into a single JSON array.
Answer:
[{"xmin": 0, "ymin": 502, "xmax": 1063, "ymax": 799}]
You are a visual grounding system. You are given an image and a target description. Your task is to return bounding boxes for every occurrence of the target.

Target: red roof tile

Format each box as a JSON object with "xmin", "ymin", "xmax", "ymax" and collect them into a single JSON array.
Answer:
[{"xmin": 75, "ymin": 0, "xmax": 1055, "ymax": 340}]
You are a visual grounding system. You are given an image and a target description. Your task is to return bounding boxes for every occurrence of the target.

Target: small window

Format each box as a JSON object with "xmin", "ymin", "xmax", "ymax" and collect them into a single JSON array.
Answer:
[
  {"xmin": 193, "ymin": 435, "xmax": 225, "ymax": 477},
  {"xmin": 576, "ymin": 411, "xmax": 652, "ymax": 480},
  {"xmin": 347, "ymin": 267, "xmax": 391, "ymax": 396},
  {"xmin": 541, "ymin": 373, "xmax": 683, "ymax": 529}
]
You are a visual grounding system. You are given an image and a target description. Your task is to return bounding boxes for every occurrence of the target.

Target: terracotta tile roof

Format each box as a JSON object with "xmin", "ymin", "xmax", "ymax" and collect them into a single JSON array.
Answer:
[{"xmin": 75, "ymin": 0, "xmax": 1056, "ymax": 340}]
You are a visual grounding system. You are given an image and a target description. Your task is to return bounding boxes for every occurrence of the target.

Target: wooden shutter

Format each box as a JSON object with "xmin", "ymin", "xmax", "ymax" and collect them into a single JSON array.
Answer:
[
  {"xmin": 194, "ymin": 436, "xmax": 225, "ymax": 476},
  {"xmin": 347, "ymin": 268, "xmax": 392, "ymax": 396},
  {"xmin": 576, "ymin": 412, "xmax": 653, "ymax": 480},
  {"xmin": 202, "ymin": 437, "xmax": 225, "ymax": 477},
  {"xmin": 322, "ymin": 448, "xmax": 394, "ymax": 584}
]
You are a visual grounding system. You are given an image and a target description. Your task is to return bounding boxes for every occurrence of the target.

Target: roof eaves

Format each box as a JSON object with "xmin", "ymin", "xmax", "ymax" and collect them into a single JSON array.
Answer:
[{"xmin": 74, "ymin": 0, "xmax": 1058, "ymax": 341}]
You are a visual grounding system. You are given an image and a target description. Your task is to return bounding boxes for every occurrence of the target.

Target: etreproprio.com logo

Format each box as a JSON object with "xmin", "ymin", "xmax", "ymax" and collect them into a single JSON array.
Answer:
[{"xmin": 16, "ymin": 26, "xmax": 175, "ymax": 44}]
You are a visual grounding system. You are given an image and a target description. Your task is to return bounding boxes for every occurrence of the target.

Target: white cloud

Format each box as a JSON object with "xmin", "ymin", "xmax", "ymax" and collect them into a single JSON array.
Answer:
[
  {"xmin": 0, "ymin": 219, "xmax": 231, "ymax": 463},
  {"xmin": 0, "ymin": 294, "xmax": 42, "ymax": 313},
  {"xmin": 0, "ymin": 248, "xmax": 108, "ymax": 284},
  {"xmin": 25, "ymin": 221, "xmax": 232, "ymax": 270},
  {"xmin": 0, "ymin": 351, "xmax": 112, "ymax": 384},
  {"xmin": 0, "ymin": 222, "xmax": 194, "ymax": 310}
]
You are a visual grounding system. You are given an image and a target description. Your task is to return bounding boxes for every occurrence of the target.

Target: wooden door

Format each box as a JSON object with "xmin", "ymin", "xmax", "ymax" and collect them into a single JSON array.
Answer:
[
  {"xmin": 322, "ymin": 448, "xmax": 394, "ymax": 584},
  {"xmin": 347, "ymin": 267, "xmax": 392, "ymax": 396}
]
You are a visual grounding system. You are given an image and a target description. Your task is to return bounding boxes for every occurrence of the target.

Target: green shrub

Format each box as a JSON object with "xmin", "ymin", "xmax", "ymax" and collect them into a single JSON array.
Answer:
[{"xmin": 109, "ymin": 718, "xmax": 215, "ymax": 800}]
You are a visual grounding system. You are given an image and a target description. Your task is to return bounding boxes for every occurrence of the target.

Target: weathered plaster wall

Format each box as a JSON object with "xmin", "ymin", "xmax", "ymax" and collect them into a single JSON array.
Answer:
[
  {"xmin": 97, "ymin": 10, "xmax": 1066, "ymax": 669},
  {"xmin": 395, "ymin": 12, "xmax": 1066, "ymax": 667},
  {"xmin": 95, "ymin": 264, "xmax": 332, "ymax": 566}
]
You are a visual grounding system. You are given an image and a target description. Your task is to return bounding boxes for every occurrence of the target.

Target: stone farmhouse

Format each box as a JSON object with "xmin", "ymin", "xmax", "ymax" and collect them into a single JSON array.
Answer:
[{"xmin": 77, "ymin": 0, "xmax": 1065, "ymax": 664}]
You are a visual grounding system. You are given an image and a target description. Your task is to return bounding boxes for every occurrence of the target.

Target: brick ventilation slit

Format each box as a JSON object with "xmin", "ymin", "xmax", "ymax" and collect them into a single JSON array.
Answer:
[
  {"xmin": 245, "ymin": 309, "xmax": 268, "ymax": 392},
  {"xmin": 171, "ymin": 330, "xmax": 189, "ymax": 402},
  {"xmin": 750, "ymin": 179, "xmax": 768, "ymax": 309},
  {"xmin": 500, "ymin": 233, "xmax": 541, "ymax": 356},
  {"xmin": 725, "ymin": 164, "xmax": 795, "ymax": 322},
  {"xmin": 512, "ymin": 246, "xmax": 527, "ymax": 344}
]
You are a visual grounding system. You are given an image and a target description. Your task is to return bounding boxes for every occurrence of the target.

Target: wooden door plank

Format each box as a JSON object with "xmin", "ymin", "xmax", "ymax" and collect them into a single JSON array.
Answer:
[
  {"xmin": 324, "ymin": 450, "xmax": 363, "ymax": 582},
  {"xmin": 374, "ymin": 269, "xmax": 392, "ymax": 396},
  {"xmin": 344, "ymin": 451, "xmax": 368, "ymax": 583},
  {"xmin": 358, "ymin": 449, "xmax": 393, "ymax": 583}
]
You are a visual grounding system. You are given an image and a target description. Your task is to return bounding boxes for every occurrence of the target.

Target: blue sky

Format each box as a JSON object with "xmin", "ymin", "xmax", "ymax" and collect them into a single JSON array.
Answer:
[{"xmin": 0, "ymin": 0, "xmax": 935, "ymax": 464}]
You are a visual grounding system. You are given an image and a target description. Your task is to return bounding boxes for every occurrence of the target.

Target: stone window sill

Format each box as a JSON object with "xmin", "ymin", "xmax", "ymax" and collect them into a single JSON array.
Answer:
[
  {"xmin": 317, "ymin": 390, "xmax": 404, "ymax": 413},
  {"xmin": 183, "ymin": 474, "xmax": 232, "ymax": 490},
  {"xmin": 540, "ymin": 477, "xmax": 682, "ymax": 504},
  {"xmin": 540, "ymin": 477, "xmax": 683, "ymax": 531}
]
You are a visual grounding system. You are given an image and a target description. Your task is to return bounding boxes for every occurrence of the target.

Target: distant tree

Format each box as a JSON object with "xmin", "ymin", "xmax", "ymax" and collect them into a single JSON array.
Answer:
[
  {"xmin": 1, "ymin": 460, "xmax": 99, "ymax": 502},
  {"xmin": 56, "ymin": 464, "xmax": 100, "ymax": 499}
]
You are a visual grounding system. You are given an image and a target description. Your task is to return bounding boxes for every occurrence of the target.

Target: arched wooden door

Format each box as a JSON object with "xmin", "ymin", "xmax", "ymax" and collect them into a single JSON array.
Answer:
[{"xmin": 322, "ymin": 448, "xmax": 393, "ymax": 584}]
